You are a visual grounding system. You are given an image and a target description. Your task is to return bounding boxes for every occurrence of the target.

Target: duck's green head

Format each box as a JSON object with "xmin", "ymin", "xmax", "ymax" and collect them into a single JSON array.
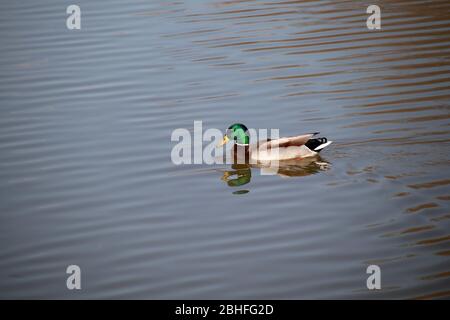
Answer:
[{"xmin": 218, "ymin": 123, "xmax": 250, "ymax": 146}]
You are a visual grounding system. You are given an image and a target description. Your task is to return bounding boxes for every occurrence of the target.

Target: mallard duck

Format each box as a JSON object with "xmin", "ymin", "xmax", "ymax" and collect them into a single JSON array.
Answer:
[{"xmin": 217, "ymin": 123, "xmax": 332, "ymax": 162}]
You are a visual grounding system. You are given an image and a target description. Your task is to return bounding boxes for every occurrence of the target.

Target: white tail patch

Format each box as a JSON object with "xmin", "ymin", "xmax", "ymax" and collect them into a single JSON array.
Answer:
[{"xmin": 314, "ymin": 140, "xmax": 333, "ymax": 151}]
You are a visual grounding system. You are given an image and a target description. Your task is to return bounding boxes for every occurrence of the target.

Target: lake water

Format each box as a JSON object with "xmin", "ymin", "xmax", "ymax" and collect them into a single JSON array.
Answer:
[{"xmin": 0, "ymin": 0, "xmax": 449, "ymax": 299}]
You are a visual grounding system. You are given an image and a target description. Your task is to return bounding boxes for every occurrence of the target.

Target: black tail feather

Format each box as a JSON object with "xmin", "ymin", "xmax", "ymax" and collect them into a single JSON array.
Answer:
[{"xmin": 305, "ymin": 137, "xmax": 327, "ymax": 152}]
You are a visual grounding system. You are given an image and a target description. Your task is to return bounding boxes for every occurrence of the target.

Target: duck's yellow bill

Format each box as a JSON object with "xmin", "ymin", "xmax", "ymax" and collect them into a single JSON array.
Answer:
[{"xmin": 217, "ymin": 135, "xmax": 229, "ymax": 147}]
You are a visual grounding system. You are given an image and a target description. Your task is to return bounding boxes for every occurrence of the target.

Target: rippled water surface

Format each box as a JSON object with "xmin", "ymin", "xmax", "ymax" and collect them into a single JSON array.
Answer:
[{"xmin": 1, "ymin": 0, "xmax": 449, "ymax": 299}]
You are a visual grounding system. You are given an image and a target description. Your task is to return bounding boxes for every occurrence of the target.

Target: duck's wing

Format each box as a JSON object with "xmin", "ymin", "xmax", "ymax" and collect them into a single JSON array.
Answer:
[{"xmin": 259, "ymin": 134, "xmax": 315, "ymax": 149}]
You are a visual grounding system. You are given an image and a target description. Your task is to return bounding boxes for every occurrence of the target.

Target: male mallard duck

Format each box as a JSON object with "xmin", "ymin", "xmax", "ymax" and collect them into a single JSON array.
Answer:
[{"xmin": 218, "ymin": 123, "xmax": 332, "ymax": 162}]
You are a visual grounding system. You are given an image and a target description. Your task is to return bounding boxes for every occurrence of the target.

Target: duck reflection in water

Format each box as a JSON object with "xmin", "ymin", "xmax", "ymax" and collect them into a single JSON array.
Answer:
[{"xmin": 220, "ymin": 156, "xmax": 330, "ymax": 194}]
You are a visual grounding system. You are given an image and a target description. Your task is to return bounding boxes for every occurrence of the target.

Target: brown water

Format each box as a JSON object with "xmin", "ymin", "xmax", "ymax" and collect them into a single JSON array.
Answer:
[{"xmin": 0, "ymin": 0, "xmax": 449, "ymax": 299}]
